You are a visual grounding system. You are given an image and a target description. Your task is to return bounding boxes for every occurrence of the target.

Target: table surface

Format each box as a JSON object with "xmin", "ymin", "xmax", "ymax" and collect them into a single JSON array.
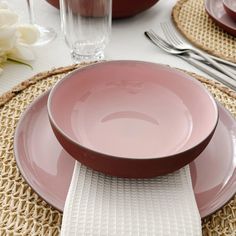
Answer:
[
  {"xmin": 1, "ymin": 2, "xmax": 236, "ymax": 234},
  {"xmin": 0, "ymin": 0, "xmax": 215, "ymax": 96}
]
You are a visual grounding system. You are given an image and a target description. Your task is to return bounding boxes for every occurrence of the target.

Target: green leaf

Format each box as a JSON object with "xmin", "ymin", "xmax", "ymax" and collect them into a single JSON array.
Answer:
[{"xmin": 7, "ymin": 58, "xmax": 33, "ymax": 69}]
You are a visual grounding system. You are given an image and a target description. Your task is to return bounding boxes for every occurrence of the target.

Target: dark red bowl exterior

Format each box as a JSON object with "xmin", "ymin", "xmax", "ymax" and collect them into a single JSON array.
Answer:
[
  {"xmin": 223, "ymin": 1, "xmax": 236, "ymax": 21},
  {"xmin": 45, "ymin": 0, "xmax": 159, "ymax": 18},
  {"xmin": 49, "ymin": 119, "xmax": 216, "ymax": 178},
  {"xmin": 48, "ymin": 61, "xmax": 219, "ymax": 178}
]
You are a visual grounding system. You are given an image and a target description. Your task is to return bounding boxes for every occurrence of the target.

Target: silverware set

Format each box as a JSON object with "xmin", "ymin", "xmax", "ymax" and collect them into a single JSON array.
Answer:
[{"xmin": 145, "ymin": 22, "xmax": 236, "ymax": 90}]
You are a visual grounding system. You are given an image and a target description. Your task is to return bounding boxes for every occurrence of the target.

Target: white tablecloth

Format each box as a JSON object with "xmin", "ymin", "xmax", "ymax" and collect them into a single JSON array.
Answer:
[{"xmin": 1, "ymin": 0, "xmax": 212, "ymax": 95}]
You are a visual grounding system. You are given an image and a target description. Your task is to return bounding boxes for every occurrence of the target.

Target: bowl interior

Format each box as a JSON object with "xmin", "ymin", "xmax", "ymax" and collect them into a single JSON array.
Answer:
[{"xmin": 48, "ymin": 61, "xmax": 218, "ymax": 159}]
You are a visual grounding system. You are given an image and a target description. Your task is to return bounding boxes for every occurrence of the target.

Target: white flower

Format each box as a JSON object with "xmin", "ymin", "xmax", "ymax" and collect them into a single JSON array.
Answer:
[
  {"xmin": 0, "ymin": 1, "xmax": 8, "ymax": 9},
  {"xmin": 0, "ymin": 52, "xmax": 7, "ymax": 63},
  {"xmin": 0, "ymin": 26, "xmax": 17, "ymax": 51},
  {"xmin": 17, "ymin": 24, "xmax": 39, "ymax": 44},
  {"xmin": 8, "ymin": 43, "xmax": 35, "ymax": 61},
  {"xmin": 0, "ymin": 9, "xmax": 18, "ymax": 26},
  {"xmin": 0, "ymin": 2, "xmax": 39, "ymax": 74}
]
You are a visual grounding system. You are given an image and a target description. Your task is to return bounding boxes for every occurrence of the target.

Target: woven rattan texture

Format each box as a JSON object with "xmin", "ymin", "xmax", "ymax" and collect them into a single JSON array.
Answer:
[
  {"xmin": 0, "ymin": 64, "xmax": 236, "ymax": 235},
  {"xmin": 172, "ymin": 0, "xmax": 236, "ymax": 63}
]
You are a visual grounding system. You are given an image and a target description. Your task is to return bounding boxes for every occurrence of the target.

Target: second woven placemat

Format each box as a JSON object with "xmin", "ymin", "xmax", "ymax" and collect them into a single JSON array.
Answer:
[
  {"xmin": 0, "ymin": 63, "xmax": 236, "ymax": 235},
  {"xmin": 172, "ymin": 0, "xmax": 236, "ymax": 63}
]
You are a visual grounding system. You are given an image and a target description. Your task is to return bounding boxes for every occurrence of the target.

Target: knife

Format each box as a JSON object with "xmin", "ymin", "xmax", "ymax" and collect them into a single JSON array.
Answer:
[{"xmin": 180, "ymin": 54, "xmax": 236, "ymax": 91}]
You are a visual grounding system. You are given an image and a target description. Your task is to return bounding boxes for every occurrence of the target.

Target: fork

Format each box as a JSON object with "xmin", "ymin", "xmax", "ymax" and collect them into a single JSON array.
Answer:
[
  {"xmin": 161, "ymin": 22, "xmax": 236, "ymax": 69},
  {"xmin": 160, "ymin": 22, "xmax": 236, "ymax": 80},
  {"xmin": 145, "ymin": 31, "xmax": 187, "ymax": 56},
  {"xmin": 144, "ymin": 30, "xmax": 236, "ymax": 90},
  {"xmin": 160, "ymin": 22, "xmax": 236, "ymax": 68}
]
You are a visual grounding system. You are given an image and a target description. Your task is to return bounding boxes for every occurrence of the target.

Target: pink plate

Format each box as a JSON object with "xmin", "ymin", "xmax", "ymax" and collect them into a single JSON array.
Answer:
[
  {"xmin": 14, "ymin": 91, "xmax": 236, "ymax": 217},
  {"xmin": 205, "ymin": 0, "xmax": 236, "ymax": 36},
  {"xmin": 48, "ymin": 61, "xmax": 218, "ymax": 178}
]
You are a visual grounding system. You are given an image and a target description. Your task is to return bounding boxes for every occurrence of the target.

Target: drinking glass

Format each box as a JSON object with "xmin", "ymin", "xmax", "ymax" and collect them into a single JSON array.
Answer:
[
  {"xmin": 27, "ymin": 0, "xmax": 56, "ymax": 45},
  {"xmin": 59, "ymin": 0, "xmax": 112, "ymax": 62}
]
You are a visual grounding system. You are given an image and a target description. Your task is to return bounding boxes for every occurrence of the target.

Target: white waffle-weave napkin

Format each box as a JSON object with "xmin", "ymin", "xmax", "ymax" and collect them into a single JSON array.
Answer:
[{"xmin": 61, "ymin": 162, "xmax": 201, "ymax": 236}]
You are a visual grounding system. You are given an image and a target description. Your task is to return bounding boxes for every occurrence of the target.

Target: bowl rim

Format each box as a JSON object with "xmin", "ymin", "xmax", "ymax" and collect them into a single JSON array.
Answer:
[
  {"xmin": 223, "ymin": 0, "xmax": 236, "ymax": 13},
  {"xmin": 47, "ymin": 60, "xmax": 219, "ymax": 160}
]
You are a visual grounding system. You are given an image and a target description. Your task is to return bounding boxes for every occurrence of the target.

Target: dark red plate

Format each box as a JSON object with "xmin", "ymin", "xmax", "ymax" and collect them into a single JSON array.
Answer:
[{"xmin": 205, "ymin": 0, "xmax": 236, "ymax": 36}]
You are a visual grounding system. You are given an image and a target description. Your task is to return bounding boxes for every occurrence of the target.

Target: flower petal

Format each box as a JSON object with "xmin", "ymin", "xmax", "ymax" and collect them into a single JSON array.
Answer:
[
  {"xmin": 0, "ymin": 9, "xmax": 18, "ymax": 26},
  {"xmin": 0, "ymin": 26, "xmax": 17, "ymax": 51},
  {"xmin": 17, "ymin": 24, "xmax": 39, "ymax": 44},
  {"xmin": 0, "ymin": 54, "xmax": 7, "ymax": 63},
  {"xmin": 0, "ymin": 2, "xmax": 8, "ymax": 9},
  {"xmin": 8, "ymin": 43, "xmax": 35, "ymax": 61}
]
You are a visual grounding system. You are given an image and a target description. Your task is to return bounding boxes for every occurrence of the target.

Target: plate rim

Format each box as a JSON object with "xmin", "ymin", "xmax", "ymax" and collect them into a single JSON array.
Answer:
[
  {"xmin": 190, "ymin": 103, "xmax": 236, "ymax": 218},
  {"xmin": 13, "ymin": 90, "xmax": 71, "ymax": 211}
]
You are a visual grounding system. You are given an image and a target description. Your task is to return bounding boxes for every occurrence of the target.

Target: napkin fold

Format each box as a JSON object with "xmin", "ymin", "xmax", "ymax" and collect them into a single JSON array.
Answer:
[{"xmin": 61, "ymin": 162, "xmax": 201, "ymax": 236}]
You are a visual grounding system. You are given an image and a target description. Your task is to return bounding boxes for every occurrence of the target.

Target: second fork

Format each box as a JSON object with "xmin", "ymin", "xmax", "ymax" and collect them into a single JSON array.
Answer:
[{"xmin": 161, "ymin": 22, "xmax": 236, "ymax": 79}]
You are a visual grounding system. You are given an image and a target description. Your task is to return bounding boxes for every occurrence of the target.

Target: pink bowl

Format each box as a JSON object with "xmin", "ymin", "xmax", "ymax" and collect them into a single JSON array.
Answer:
[
  {"xmin": 223, "ymin": 0, "xmax": 236, "ymax": 21},
  {"xmin": 48, "ymin": 61, "xmax": 218, "ymax": 178}
]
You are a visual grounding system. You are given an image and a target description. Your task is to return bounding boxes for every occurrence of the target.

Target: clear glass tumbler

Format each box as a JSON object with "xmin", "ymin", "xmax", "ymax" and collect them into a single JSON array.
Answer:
[
  {"xmin": 60, "ymin": 0, "xmax": 112, "ymax": 62},
  {"xmin": 26, "ymin": 0, "xmax": 57, "ymax": 45}
]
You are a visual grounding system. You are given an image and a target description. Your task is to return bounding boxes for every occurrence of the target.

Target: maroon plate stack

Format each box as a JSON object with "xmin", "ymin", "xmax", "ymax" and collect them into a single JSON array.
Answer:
[{"xmin": 205, "ymin": 0, "xmax": 236, "ymax": 36}]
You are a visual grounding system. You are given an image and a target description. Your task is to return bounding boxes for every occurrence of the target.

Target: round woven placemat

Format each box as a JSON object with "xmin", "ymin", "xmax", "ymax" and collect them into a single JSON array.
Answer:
[
  {"xmin": 172, "ymin": 0, "xmax": 236, "ymax": 63},
  {"xmin": 0, "ymin": 63, "xmax": 236, "ymax": 235}
]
